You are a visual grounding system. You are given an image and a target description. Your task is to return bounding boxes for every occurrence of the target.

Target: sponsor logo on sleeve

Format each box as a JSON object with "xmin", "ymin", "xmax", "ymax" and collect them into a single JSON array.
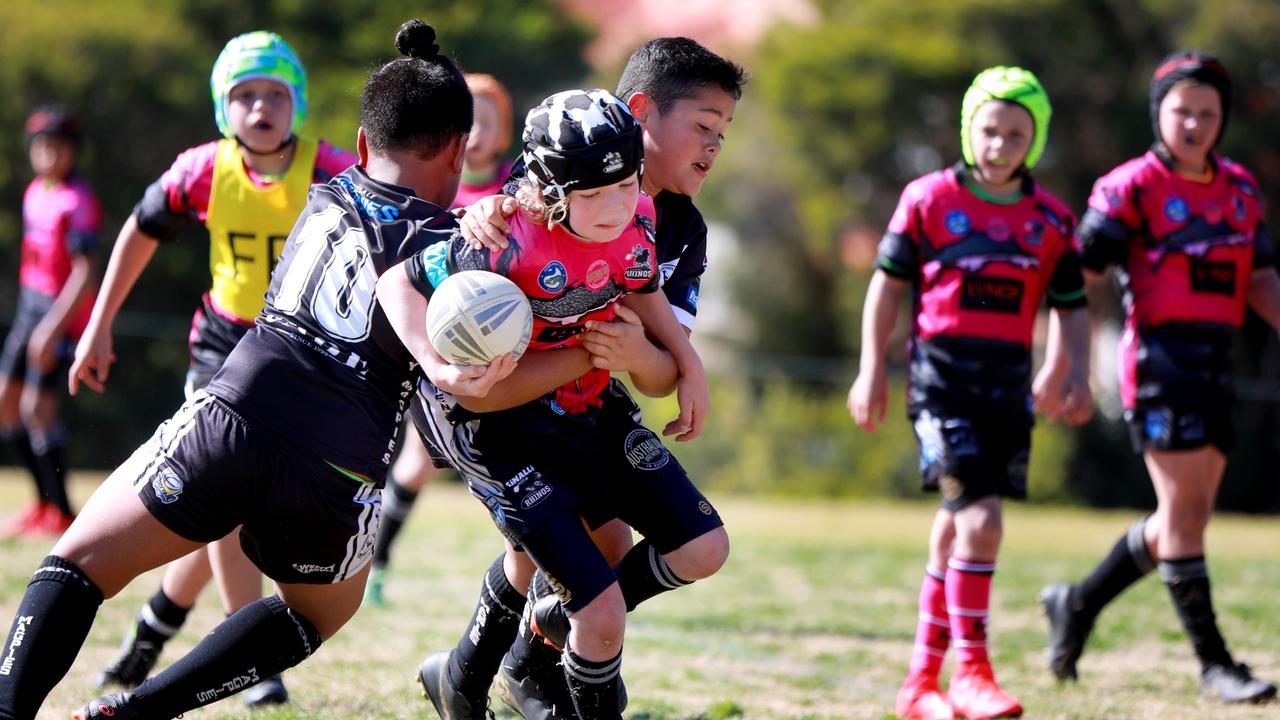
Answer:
[{"xmin": 624, "ymin": 244, "xmax": 653, "ymax": 279}]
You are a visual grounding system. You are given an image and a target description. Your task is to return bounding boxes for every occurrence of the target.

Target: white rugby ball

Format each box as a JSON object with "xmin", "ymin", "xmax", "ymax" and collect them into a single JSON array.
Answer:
[{"xmin": 426, "ymin": 270, "xmax": 533, "ymax": 365}]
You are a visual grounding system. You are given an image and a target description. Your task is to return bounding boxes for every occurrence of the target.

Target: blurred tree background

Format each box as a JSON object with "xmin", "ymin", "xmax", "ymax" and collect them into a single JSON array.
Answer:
[{"xmin": 2, "ymin": 0, "xmax": 1278, "ymax": 511}]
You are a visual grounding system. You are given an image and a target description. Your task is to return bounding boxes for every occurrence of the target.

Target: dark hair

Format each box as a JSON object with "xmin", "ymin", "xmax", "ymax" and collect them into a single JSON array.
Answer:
[
  {"xmin": 615, "ymin": 37, "xmax": 748, "ymax": 113},
  {"xmin": 26, "ymin": 105, "xmax": 81, "ymax": 146},
  {"xmin": 360, "ymin": 20, "xmax": 472, "ymax": 158}
]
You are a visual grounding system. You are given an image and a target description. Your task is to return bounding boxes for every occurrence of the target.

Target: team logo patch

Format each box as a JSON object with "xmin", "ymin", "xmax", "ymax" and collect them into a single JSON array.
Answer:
[
  {"xmin": 585, "ymin": 259, "xmax": 611, "ymax": 290},
  {"xmin": 945, "ymin": 210, "xmax": 971, "ymax": 236},
  {"xmin": 624, "ymin": 429, "xmax": 669, "ymax": 471},
  {"xmin": 624, "ymin": 244, "xmax": 653, "ymax": 280},
  {"xmin": 1164, "ymin": 197, "xmax": 1188, "ymax": 223},
  {"xmin": 987, "ymin": 218, "xmax": 1011, "ymax": 242},
  {"xmin": 1023, "ymin": 219, "xmax": 1044, "ymax": 246},
  {"xmin": 152, "ymin": 468, "xmax": 184, "ymax": 505},
  {"xmin": 698, "ymin": 500, "xmax": 714, "ymax": 516},
  {"xmin": 538, "ymin": 261, "xmax": 568, "ymax": 292},
  {"xmin": 1144, "ymin": 409, "xmax": 1172, "ymax": 442},
  {"xmin": 520, "ymin": 480, "xmax": 554, "ymax": 509},
  {"xmin": 1203, "ymin": 201, "xmax": 1223, "ymax": 224}
]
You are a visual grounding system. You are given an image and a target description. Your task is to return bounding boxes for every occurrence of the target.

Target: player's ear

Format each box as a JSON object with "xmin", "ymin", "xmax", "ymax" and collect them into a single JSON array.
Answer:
[
  {"xmin": 448, "ymin": 132, "xmax": 468, "ymax": 174},
  {"xmin": 356, "ymin": 127, "xmax": 369, "ymax": 167},
  {"xmin": 626, "ymin": 92, "xmax": 656, "ymax": 125}
]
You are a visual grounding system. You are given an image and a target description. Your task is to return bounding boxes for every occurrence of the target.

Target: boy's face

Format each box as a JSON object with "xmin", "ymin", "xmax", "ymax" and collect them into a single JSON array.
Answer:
[
  {"xmin": 29, "ymin": 134, "xmax": 76, "ymax": 181},
  {"xmin": 226, "ymin": 77, "xmax": 294, "ymax": 153},
  {"xmin": 968, "ymin": 100, "xmax": 1033, "ymax": 188},
  {"xmin": 635, "ymin": 85, "xmax": 736, "ymax": 198}
]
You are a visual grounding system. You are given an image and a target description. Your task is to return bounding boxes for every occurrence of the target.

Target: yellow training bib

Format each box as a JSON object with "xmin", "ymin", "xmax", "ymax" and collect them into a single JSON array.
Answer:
[{"xmin": 206, "ymin": 137, "xmax": 318, "ymax": 322}]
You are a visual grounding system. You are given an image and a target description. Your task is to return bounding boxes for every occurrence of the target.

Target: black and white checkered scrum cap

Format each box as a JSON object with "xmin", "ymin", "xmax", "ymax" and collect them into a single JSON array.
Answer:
[{"xmin": 522, "ymin": 89, "xmax": 643, "ymax": 201}]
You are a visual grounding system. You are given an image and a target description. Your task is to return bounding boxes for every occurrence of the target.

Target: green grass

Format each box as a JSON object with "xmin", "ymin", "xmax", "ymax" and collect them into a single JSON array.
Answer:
[{"xmin": 2, "ymin": 472, "xmax": 1278, "ymax": 719}]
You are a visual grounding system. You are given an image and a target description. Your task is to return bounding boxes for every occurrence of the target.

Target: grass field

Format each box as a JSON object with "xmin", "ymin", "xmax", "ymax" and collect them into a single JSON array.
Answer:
[{"xmin": 1, "ymin": 471, "xmax": 1277, "ymax": 720}]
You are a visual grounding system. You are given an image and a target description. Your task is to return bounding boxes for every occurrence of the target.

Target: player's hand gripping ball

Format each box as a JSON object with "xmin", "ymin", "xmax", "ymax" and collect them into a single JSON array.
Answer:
[{"xmin": 426, "ymin": 271, "xmax": 533, "ymax": 365}]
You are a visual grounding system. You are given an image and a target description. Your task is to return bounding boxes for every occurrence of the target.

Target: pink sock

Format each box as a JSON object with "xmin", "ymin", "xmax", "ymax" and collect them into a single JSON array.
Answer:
[
  {"xmin": 908, "ymin": 568, "xmax": 949, "ymax": 677},
  {"xmin": 946, "ymin": 557, "xmax": 995, "ymax": 667}
]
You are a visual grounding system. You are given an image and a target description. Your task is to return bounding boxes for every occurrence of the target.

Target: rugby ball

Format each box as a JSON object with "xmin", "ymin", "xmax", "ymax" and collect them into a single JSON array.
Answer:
[{"xmin": 426, "ymin": 270, "xmax": 533, "ymax": 365}]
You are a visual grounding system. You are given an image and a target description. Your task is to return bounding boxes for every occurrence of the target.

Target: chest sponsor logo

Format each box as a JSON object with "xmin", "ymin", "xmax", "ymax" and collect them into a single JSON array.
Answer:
[
  {"xmin": 624, "ymin": 428, "xmax": 669, "ymax": 471},
  {"xmin": 945, "ymin": 210, "xmax": 971, "ymax": 236},
  {"xmin": 585, "ymin": 259, "xmax": 611, "ymax": 291},
  {"xmin": 538, "ymin": 261, "xmax": 568, "ymax": 292},
  {"xmin": 1164, "ymin": 197, "xmax": 1189, "ymax": 223},
  {"xmin": 624, "ymin": 244, "xmax": 653, "ymax": 280},
  {"xmin": 152, "ymin": 468, "xmax": 185, "ymax": 505},
  {"xmin": 987, "ymin": 218, "xmax": 1011, "ymax": 242},
  {"xmin": 1189, "ymin": 260, "xmax": 1236, "ymax": 295},
  {"xmin": 959, "ymin": 275, "xmax": 1024, "ymax": 314}
]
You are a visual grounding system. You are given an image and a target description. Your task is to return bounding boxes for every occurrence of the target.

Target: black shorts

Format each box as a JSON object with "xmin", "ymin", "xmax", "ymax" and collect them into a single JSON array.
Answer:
[
  {"xmin": 912, "ymin": 410, "xmax": 1030, "ymax": 511},
  {"xmin": 0, "ymin": 288, "xmax": 74, "ymax": 391},
  {"xmin": 184, "ymin": 295, "xmax": 253, "ymax": 396},
  {"xmin": 433, "ymin": 389, "xmax": 722, "ymax": 612},
  {"xmin": 125, "ymin": 391, "xmax": 381, "ymax": 584},
  {"xmin": 1124, "ymin": 402, "xmax": 1233, "ymax": 454}
]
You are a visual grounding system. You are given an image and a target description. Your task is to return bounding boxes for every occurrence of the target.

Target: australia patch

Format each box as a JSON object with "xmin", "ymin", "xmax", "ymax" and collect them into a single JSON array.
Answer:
[{"xmin": 624, "ymin": 428, "xmax": 669, "ymax": 471}]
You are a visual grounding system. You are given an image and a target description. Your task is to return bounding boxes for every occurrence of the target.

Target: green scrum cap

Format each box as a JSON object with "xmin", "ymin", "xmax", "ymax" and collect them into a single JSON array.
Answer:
[{"xmin": 960, "ymin": 66, "xmax": 1051, "ymax": 169}]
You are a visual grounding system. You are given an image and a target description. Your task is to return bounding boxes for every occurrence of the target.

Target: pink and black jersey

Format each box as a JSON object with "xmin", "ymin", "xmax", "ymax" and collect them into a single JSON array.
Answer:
[
  {"xmin": 409, "ymin": 193, "xmax": 661, "ymax": 415},
  {"xmin": 20, "ymin": 175, "xmax": 101, "ymax": 336},
  {"xmin": 877, "ymin": 164, "xmax": 1085, "ymax": 417},
  {"xmin": 133, "ymin": 139, "xmax": 355, "ymax": 234},
  {"xmin": 1078, "ymin": 150, "xmax": 1273, "ymax": 409}
]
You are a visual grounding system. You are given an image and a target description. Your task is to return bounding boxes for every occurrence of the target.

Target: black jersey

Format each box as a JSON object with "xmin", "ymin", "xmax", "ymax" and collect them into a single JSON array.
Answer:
[{"xmin": 207, "ymin": 165, "xmax": 459, "ymax": 484}]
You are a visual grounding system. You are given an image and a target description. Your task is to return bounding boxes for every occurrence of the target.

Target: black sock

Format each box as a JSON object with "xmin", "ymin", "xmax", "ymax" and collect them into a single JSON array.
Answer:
[
  {"xmin": 0, "ymin": 556, "xmax": 104, "ymax": 720},
  {"xmin": 1076, "ymin": 517, "xmax": 1155, "ymax": 621},
  {"xmin": 447, "ymin": 554, "xmax": 525, "ymax": 701},
  {"xmin": 506, "ymin": 572, "xmax": 563, "ymax": 679},
  {"xmin": 31, "ymin": 429, "xmax": 72, "ymax": 516},
  {"xmin": 136, "ymin": 588, "xmax": 191, "ymax": 646},
  {"xmin": 616, "ymin": 540, "xmax": 691, "ymax": 612},
  {"xmin": 129, "ymin": 595, "xmax": 321, "ymax": 716},
  {"xmin": 563, "ymin": 648, "xmax": 623, "ymax": 720},
  {"xmin": 0, "ymin": 427, "xmax": 42, "ymax": 500},
  {"xmin": 1160, "ymin": 557, "xmax": 1234, "ymax": 670},
  {"xmin": 372, "ymin": 478, "xmax": 419, "ymax": 568}
]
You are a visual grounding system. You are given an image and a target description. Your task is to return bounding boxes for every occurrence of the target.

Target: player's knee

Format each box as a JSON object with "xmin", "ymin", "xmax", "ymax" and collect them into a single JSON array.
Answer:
[
  {"xmin": 1164, "ymin": 500, "xmax": 1212, "ymax": 540},
  {"xmin": 570, "ymin": 585, "xmax": 627, "ymax": 649},
  {"xmin": 668, "ymin": 527, "xmax": 730, "ymax": 581}
]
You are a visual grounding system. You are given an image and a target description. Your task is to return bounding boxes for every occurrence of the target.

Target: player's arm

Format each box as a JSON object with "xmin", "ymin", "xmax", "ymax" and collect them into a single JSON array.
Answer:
[
  {"xmin": 849, "ymin": 270, "xmax": 907, "ymax": 432},
  {"xmin": 31, "ymin": 250, "xmax": 97, "ymax": 375},
  {"xmin": 69, "ymin": 215, "xmax": 162, "ymax": 394},
  {"xmin": 1033, "ymin": 307, "xmax": 1093, "ymax": 425},
  {"xmin": 377, "ymin": 256, "xmax": 591, "ymax": 411},
  {"xmin": 622, "ymin": 290, "xmax": 708, "ymax": 440}
]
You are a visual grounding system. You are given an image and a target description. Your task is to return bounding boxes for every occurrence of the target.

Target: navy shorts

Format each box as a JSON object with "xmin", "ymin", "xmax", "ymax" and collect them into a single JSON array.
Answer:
[
  {"xmin": 428, "ymin": 387, "xmax": 722, "ymax": 612},
  {"xmin": 125, "ymin": 391, "xmax": 381, "ymax": 584},
  {"xmin": 912, "ymin": 409, "xmax": 1030, "ymax": 512},
  {"xmin": 0, "ymin": 288, "xmax": 74, "ymax": 391},
  {"xmin": 1125, "ymin": 402, "xmax": 1233, "ymax": 454}
]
